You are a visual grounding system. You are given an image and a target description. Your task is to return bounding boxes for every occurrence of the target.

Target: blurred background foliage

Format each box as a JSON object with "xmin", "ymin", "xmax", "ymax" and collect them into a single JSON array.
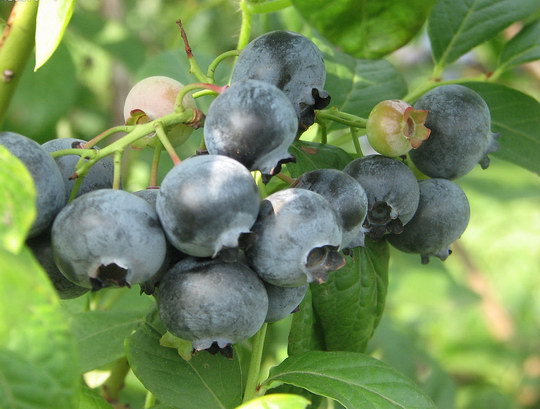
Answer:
[{"xmin": 1, "ymin": 1, "xmax": 539, "ymax": 408}]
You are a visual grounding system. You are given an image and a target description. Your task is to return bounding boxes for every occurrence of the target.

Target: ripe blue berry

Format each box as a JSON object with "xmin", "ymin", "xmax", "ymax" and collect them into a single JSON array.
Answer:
[
  {"xmin": 387, "ymin": 178, "xmax": 470, "ymax": 263},
  {"xmin": 52, "ymin": 189, "xmax": 167, "ymax": 289},
  {"xmin": 264, "ymin": 282, "xmax": 307, "ymax": 323},
  {"xmin": 157, "ymin": 257, "xmax": 268, "ymax": 351},
  {"xmin": 204, "ymin": 80, "xmax": 298, "ymax": 176},
  {"xmin": 0, "ymin": 132, "xmax": 66, "ymax": 238},
  {"xmin": 156, "ymin": 155, "xmax": 260, "ymax": 258},
  {"xmin": 231, "ymin": 30, "xmax": 330, "ymax": 128},
  {"xmin": 411, "ymin": 85, "xmax": 499, "ymax": 179}
]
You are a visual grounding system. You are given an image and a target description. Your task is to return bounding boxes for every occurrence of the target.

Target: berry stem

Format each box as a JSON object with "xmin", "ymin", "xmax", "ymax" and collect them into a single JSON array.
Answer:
[
  {"xmin": 316, "ymin": 121, "xmax": 328, "ymax": 144},
  {"xmin": 176, "ymin": 20, "xmax": 212, "ymax": 83},
  {"xmin": 316, "ymin": 109, "xmax": 367, "ymax": 128},
  {"xmin": 350, "ymin": 127, "xmax": 363, "ymax": 157},
  {"xmin": 112, "ymin": 150, "xmax": 123, "ymax": 189},
  {"xmin": 154, "ymin": 122, "xmax": 181, "ymax": 165},
  {"xmin": 50, "ymin": 148, "xmax": 98, "ymax": 159},
  {"xmin": 67, "ymin": 175, "xmax": 84, "ymax": 203},
  {"xmin": 84, "ymin": 125, "xmax": 134, "ymax": 149},
  {"xmin": 174, "ymin": 82, "xmax": 226, "ymax": 113},
  {"xmin": 149, "ymin": 140, "xmax": 162, "ymax": 187},
  {"xmin": 102, "ymin": 357, "xmax": 130, "ymax": 403},
  {"xmin": 402, "ymin": 74, "xmax": 487, "ymax": 104},
  {"xmin": 237, "ymin": 0, "xmax": 253, "ymax": 51},
  {"xmin": 207, "ymin": 49, "xmax": 241, "ymax": 82},
  {"xmin": 276, "ymin": 172, "xmax": 295, "ymax": 185},
  {"xmin": 0, "ymin": 1, "xmax": 38, "ymax": 127},
  {"xmin": 242, "ymin": 323, "xmax": 268, "ymax": 403},
  {"xmin": 245, "ymin": 0, "xmax": 292, "ymax": 14}
]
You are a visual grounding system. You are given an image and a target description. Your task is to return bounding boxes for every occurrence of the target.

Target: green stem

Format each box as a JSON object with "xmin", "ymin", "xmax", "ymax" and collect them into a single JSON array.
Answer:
[
  {"xmin": 237, "ymin": 0, "xmax": 253, "ymax": 50},
  {"xmin": 276, "ymin": 172, "xmax": 294, "ymax": 185},
  {"xmin": 175, "ymin": 82, "xmax": 225, "ymax": 113},
  {"xmin": 68, "ymin": 173, "xmax": 84, "ymax": 203},
  {"xmin": 154, "ymin": 122, "xmax": 181, "ymax": 165},
  {"xmin": 192, "ymin": 89, "xmax": 218, "ymax": 99},
  {"xmin": 144, "ymin": 391, "xmax": 156, "ymax": 409},
  {"xmin": 207, "ymin": 49, "xmax": 241, "ymax": 82},
  {"xmin": 246, "ymin": 0, "xmax": 292, "ymax": 14},
  {"xmin": 50, "ymin": 148, "xmax": 97, "ymax": 159},
  {"xmin": 253, "ymin": 171, "xmax": 267, "ymax": 199},
  {"xmin": 149, "ymin": 140, "xmax": 162, "ymax": 187},
  {"xmin": 403, "ymin": 75, "xmax": 487, "ymax": 104},
  {"xmin": 316, "ymin": 109, "xmax": 367, "ymax": 128},
  {"xmin": 102, "ymin": 357, "xmax": 130, "ymax": 403},
  {"xmin": 243, "ymin": 323, "xmax": 268, "ymax": 403},
  {"xmin": 112, "ymin": 150, "xmax": 123, "ymax": 189},
  {"xmin": 316, "ymin": 121, "xmax": 327, "ymax": 144},
  {"xmin": 0, "ymin": 1, "xmax": 38, "ymax": 127},
  {"xmin": 84, "ymin": 125, "xmax": 133, "ymax": 149},
  {"xmin": 350, "ymin": 127, "xmax": 363, "ymax": 157},
  {"xmin": 176, "ymin": 20, "xmax": 212, "ymax": 83}
]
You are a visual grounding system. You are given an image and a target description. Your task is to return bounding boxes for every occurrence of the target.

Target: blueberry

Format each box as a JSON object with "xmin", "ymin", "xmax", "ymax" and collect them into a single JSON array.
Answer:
[
  {"xmin": 344, "ymin": 155, "xmax": 420, "ymax": 239},
  {"xmin": 203, "ymin": 79, "xmax": 298, "ymax": 176},
  {"xmin": 264, "ymin": 282, "xmax": 307, "ymax": 323},
  {"xmin": 42, "ymin": 138, "xmax": 115, "ymax": 201},
  {"xmin": 27, "ymin": 232, "xmax": 89, "ymax": 299},
  {"xmin": 293, "ymin": 169, "xmax": 368, "ymax": 249},
  {"xmin": 123, "ymin": 76, "xmax": 197, "ymax": 148},
  {"xmin": 411, "ymin": 84, "xmax": 499, "ymax": 179},
  {"xmin": 156, "ymin": 155, "xmax": 260, "ymax": 258},
  {"xmin": 156, "ymin": 257, "xmax": 268, "ymax": 351},
  {"xmin": 246, "ymin": 189, "xmax": 345, "ymax": 287},
  {"xmin": 0, "ymin": 132, "xmax": 66, "ymax": 238},
  {"xmin": 52, "ymin": 189, "xmax": 167, "ymax": 289},
  {"xmin": 387, "ymin": 178, "xmax": 470, "ymax": 263},
  {"xmin": 231, "ymin": 30, "xmax": 330, "ymax": 128}
]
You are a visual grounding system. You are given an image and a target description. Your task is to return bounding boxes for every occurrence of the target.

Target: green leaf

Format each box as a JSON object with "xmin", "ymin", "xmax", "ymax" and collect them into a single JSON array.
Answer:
[
  {"xmin": 0, "ymin": 248, "xmax": 79, "ymax": 409},
  {"xmin": 291, "ymin": 0, "xmax": 434, "ymax": 59},
  {"xmin": 78, "ymin": 386, "xmax": 114, "ymax": 409},
  {"xmin": 265, "ymin": 351, "xmax": 437, "ymax": 409},
  {"xmin": 35, "ymin": 0, "xmax": 76, "ymax": 70},
  {"xmin": 428, "ymin": 0, "xmax": 540, "ymax": 69},
  {"xmin": 126, "ymin": 321, "xmax": 243, "ymax": 409},
  {"xmin": 319, "ymin": 42, "xmax": 408, "ymax": 121},
  {"xmin": 498, "ymin": 19, "xmax": 540, "ymax": 72},
  {"xmin": 237, "ymin": 394, "xmax": 310, "ymax": 409},
  {"xmin": 287, "ymin": 141, "xmax": 354, "ymax": 178},
  {"xmin": 310, "ymin": 240, "xmax": 389, "ymax": 353},
  {"xmin": 71, "ymin": 310, "xmax": 148, "ymax": 372},
  {"xmin": 0, "ymin": 146, "xmax": 36, "ymax": 254},
  {"xmin": 464, "ymin": 82, "xmax": 540, "ymax": 175},
  {"xmin": 288, "ymin": 288, "xmax": 325, "ymax": 356}
]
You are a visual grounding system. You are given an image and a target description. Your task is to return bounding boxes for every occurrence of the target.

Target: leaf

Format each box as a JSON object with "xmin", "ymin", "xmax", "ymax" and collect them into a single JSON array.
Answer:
[
  {"xmin": 71, "ymin": 310, "xmax": 148, "ymax": 372},
  {"xmin": 265, "ymin": 351, "xmax": 437, "ymax": 409},
  {"xmin": 35, "ymin": 0, "xmax": 76, "ymax": 70},
  {"xmin": 428, "ymin": 0, "xmax": 540, "ymax": 69},
  {"xmin": 237, "ymin": 394, "xmax": 310, "ymax": 409},
  {"xmin": 0, "ymin": 248, "xmax": 79, "ymax": 409},
  {"xmin": 0, "ymin": 146, "xmax": 36, "ymax": 254},
  {"xmin": 287, "ymin": 141, "xmax": 354, "ymax": 178},
  {"xmin": 288, "ymin": 288, "xmax": 325, "ymax": 356},
  {"xmin": 125, "ymin": 321, "xmax": 243, "ymax": 409},
  {"xmin": 78, "ymin": 386, "xmax": 114, "ymax": 409},
  {"xmin": 319, "ymin": 41, "xmax": 408, "ymax": 121},
  {"xmin": 291, "ymin": 0, "xmax": 434, "ymax": 59},
  {"xmin": 498, "ymin": 19, "xmax": 540, "ymax": 72},
  {"xmin": 464, "ymin": 82, "xmax": 540, "ymax": 175},
  {"xmin": 310, "ymin": 240, "xmax": 389, "ymax": 353}
]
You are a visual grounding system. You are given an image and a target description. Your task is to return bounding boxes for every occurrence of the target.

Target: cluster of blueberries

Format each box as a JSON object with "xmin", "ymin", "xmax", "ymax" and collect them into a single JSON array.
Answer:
[{"xmin": 1, "ymin": 30, "xmax": 498, "ymax": 354}]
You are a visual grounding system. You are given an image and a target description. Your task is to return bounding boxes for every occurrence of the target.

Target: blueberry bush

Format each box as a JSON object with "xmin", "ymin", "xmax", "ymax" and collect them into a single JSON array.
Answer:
[{"xmin": 1, "ymin": 1, "xmax": 540, "ymax": 408}]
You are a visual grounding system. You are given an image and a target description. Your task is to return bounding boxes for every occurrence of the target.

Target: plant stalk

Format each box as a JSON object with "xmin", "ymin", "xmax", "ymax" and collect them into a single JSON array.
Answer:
[{"xmin": 242, "ymin": 323, "xmax": 268, "ymax": 403}]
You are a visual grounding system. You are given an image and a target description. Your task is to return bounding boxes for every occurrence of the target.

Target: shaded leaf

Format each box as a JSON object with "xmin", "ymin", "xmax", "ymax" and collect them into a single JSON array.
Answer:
[
  {"xmin": 265, "ymin": 351, "xmax": 437, "ymax": 409},
  {"xmin": 0, "ymin": 146, "xmax": 35, "ymax": 254},
  {"xmin": 310, "ymin": 240, "xmax": 389, "ymax": 353},
  {"xmin": 71, "ymin": 310, "xmax": 148, "ymax": 373},
  {"xmin": 428, "ymin": 0, "xmax": 540, "ymax": 68},
  {"xmin": 319, "ymin": 41, "xmax": 408, "ymax": 122},
  {"xmin": 237, "ymin": 394, "xmax": 310, "ymax": 409},
  {"xmin": 35, "ymin": 0, "xmax": 76, "ymax": 70},
  {"xmin": 288, "ymin": 288, "xmax": 325, "ymax": 356},
  {"xmin": 78, "ymin": 386, "xmax": 114, "ymax": 409},
  {"xmin": 464, "ymin": 82, "xmax": 540, "ymax": 175},
  {"xmin": 0, "ymin": 248, "xmax": 79, "ymax": 409},
  {"xmin": 498, "ymin": 19, "xmax": 540, "ymax": 72},
  {"xmin": 287, "ymin": 141, "xmax": 354, "ymax": 178},
  {"xmin": 292, "ymin": 0, "xmax": 434, "ymax": 59},
  {"xmin": 126, "ymin": 321, "xmax": 243, "ymax": 409}
]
